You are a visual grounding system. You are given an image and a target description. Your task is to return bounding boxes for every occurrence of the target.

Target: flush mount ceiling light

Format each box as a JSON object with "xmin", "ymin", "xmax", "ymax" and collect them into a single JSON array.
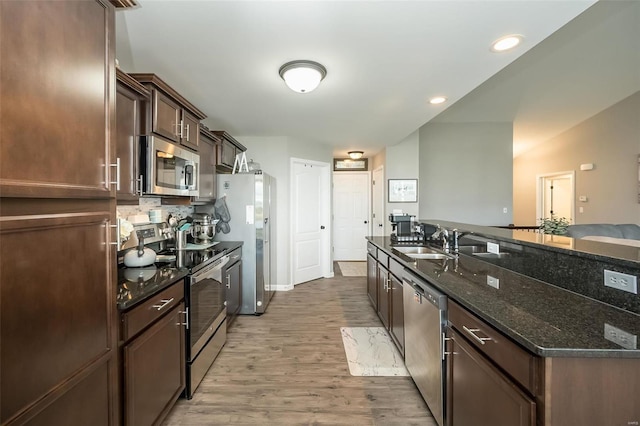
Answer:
[
  {"xmin": 429, "ymin": 96, "xmax": 447, "ymax": 105},
  {"xmin": 491, "ymin": 34, "xmax": 524, "ymax": 52},
  {"xmin": 279, "ymin": 60, "xmax": 327, "ymax": 93},
  {"xmin": 348, "ymin": 151, "xmax": 364, "ymax": 160}
]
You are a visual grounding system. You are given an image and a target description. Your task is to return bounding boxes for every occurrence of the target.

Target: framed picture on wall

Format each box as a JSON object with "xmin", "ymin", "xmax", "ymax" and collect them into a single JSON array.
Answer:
[
  {"xmin": 333, "ymin": 158, "xmax": 368, "ymax": 171},
  {"xmin": 388, "ymin": 179, "xmax": 418, "ymax": 202}
]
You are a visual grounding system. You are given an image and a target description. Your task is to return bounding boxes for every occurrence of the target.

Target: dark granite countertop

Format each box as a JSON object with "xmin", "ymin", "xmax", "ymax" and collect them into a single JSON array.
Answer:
[
  {"xmin": 117, "ymin": 241, "xmax": 243, "ymax": 311},
  {"xmin": 368, "ymin": 236, "xmax": 640, "ymax": 358}
]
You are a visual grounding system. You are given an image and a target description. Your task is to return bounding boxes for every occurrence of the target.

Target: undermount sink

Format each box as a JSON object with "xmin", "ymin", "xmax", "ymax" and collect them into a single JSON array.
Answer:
[
  {"xmin": 392, "ymin": 246, "xmax": 455, "ymax": 260},
  {"xmin": 407, "ymin": 253, "xmax": 454, "ymax": 260},
  {"xmin": 457, "ymin": 245, "xmax": 511, "ymax": 258},
  {"xmin": 393, "ymin": 246, "xmax": 440, "ymax": 254}
]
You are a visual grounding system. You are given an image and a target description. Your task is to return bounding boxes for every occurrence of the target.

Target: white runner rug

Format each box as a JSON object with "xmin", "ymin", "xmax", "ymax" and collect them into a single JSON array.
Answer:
[
  {"xmin": 340, "ymin": 327, "xmax": 409, "ymax": 376},
  {"xmin": 338, "ymin": 261, "xmax": 367, "ymax": 276}
]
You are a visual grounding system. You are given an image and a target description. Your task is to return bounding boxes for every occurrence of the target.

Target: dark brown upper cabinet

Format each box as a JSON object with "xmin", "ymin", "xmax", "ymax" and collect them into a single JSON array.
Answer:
[
  {"xmin": 192, "ymin": 125, "xmax": 220, "ymax": 203},
  {"xmin": 213, "ymin": 131, "xmax": 247, "ymax": 173},
  {"xmin": 116, "ymin": 69, "xmax": 150, "ymax": 201},
  {"xmin": 129, "ymin": 73, "xmax": 206, "ymax": 152}
]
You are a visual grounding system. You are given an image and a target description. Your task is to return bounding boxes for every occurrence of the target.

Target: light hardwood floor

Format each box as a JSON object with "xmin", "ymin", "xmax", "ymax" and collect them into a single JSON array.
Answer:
[{"xmin": 163, "ymin": 265, "xmax": 436, "ymax": 425}]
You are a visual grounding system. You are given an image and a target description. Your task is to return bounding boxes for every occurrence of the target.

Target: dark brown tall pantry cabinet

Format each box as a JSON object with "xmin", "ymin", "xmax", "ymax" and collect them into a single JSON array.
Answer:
[{"xmin": 0, "ymin": 1, "xmax": 119, "ymax": 425}]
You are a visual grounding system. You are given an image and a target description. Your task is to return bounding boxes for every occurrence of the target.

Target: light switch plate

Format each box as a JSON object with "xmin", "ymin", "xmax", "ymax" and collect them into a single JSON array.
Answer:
[
  {"xmin": 486, "ymin": 242, "xmax": 500, "ymax": 254},
  {"xmin": 486, "ymin": 275, "xmax": 500, "ymax": 289}
]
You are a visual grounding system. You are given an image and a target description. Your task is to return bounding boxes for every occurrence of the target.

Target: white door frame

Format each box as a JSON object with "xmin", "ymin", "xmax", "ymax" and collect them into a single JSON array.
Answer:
[
  {"xmin": 332, "ymin": 171, "xmax": 371, "ymax": 260},
  {"xmin": 536, "ymin": 170, "xmax": 575, "ymax": 224},
  {"xmin": 289, "ymin": 157, "xmax": 332, "ymax": 286},
  {"xmin": 372, "ymin": 165, "xmax": 385, "ymax": 237}
]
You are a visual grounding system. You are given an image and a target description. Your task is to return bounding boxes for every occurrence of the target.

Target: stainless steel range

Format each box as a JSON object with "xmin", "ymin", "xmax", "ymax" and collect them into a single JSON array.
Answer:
[{"xmin": 118, "ymin": 222, "xmax": 230, "ymax": 399}]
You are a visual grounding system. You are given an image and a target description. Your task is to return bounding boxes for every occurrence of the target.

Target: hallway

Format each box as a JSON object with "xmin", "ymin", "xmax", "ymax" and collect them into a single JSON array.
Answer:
[{"xmin": 163, "ymin": 268, "xmax": 435, "ymax": 425}]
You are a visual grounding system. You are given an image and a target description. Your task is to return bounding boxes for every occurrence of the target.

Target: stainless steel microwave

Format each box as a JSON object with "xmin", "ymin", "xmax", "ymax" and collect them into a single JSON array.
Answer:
[{"xmin": 141, "ymin": 135, "xmax": 199, "ymax": 197}]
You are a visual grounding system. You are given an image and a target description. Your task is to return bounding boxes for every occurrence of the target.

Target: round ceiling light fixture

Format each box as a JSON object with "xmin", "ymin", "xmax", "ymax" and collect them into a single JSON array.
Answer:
[
  {"xmin": 348, "ymin": 151, "xmax": 364, "ymax": 160},
  {"xmin": 279, "ymin": 60, "xmax": 327, "ymax": 93},
  {"xmin": 429, "ymin": 96, "xmax": 447, "ymax": 105},
  {"xmin": 491, "ymin": 34, "xmax": 523, "ymax": 52}
]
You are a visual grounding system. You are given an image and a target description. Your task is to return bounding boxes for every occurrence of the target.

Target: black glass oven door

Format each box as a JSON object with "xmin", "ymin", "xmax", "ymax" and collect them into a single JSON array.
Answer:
[{"xmin": 188, "ymin": 274, "xmax": 225, "ymax": 359}]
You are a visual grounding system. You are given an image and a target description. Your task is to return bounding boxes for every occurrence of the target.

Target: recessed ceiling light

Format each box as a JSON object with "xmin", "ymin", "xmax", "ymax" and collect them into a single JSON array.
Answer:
[
  {"xmin": 429, "ymin": 96, "xmax": 447, "ymax": 105},
  {"xmin": 491, "ymin": 34, "xmax": 523, "ymax": 52}
]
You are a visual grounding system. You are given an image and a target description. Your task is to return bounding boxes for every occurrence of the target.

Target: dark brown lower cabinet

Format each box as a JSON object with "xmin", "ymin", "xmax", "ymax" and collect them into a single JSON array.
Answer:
[
  {"xmin": 366, "ymin": 254, "xmax": 377, "ymax": 308},
  {"xmin": 376, "ymin": 263, "xmax": 390, "ymax": 328},
  {"xmin": 224, "ymin": 248, "xmax": 242, "ymax": 327},
  {"xmin": 121, "ymin": 282, "xmax": 185, "ymax": 426},
  {"xmin": 447, "ymin": 327, "xmax": 535, "ymax": 426},
  {"xmin": 389, "ymin": 272, "xmax": 404, "ymax": 355}
]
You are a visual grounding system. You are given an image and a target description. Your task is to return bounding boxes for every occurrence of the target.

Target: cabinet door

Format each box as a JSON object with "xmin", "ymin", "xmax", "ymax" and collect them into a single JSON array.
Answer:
[
  {"xmin": 181, "ymin": 110, "xmax": 200, "ymax": 151},
  {"xmin": 447, "ymin": 328, "xmax": 535, "ymax": 426},
  {"xmin": 0, "ymin": 205, "xmax": 117, "ymax": 425},
  {"xmin": 152, "ymin": 90, "xmax": 181, "ymax": 143},
  {"xmin": 367, "ymin": 254, "xmax": 378, "ymax": 308},
  {"xmin": 389, "ymin": 273, "xmax": 404, "ymax": 355},
  {"xmin": 124, "ymin": 302, "xmax": 186, "ymax": 426},
  {"xmin": 219, "ymin": 139, "xmax": 236, "ymax": 169},
  {"xmin": 193, "ymin": 132, "xmax": 216, "ymax": 202},
  {"xmin": 0, "ymin": 0, "xmax": 115, "ymax": 199},
  {"xmin": 377, "ymin": 264, "xmax": 390, "ymax": 328},
  {"xmin": 116, "ymin": 81, "xmax": 143, "ymax": 200},
  {"xmin": 226, "ymin": 260, "xmax": 242, "ymax": 325}
]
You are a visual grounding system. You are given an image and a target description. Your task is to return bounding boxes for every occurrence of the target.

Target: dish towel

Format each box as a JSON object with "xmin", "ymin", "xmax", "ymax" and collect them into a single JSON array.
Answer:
[{"xmin": 213, "ymin": 196, "xmax": 231, "ymax": 234}]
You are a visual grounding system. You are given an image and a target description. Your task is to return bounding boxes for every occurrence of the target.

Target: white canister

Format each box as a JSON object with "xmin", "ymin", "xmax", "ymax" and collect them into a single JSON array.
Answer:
[{"xmin": 149, "ymin": 209, "xmax": 163, "ymax": 224}]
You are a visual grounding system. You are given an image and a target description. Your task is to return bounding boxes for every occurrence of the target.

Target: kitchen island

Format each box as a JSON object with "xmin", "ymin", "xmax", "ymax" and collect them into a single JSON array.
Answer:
[{"xmin": 367, "ymin": 220, "xmax": 640, "ymax": 426}]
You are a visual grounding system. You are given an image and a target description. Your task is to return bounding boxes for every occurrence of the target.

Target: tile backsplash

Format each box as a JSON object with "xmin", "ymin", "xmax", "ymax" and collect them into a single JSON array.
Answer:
[{"xmin": 117, "ymin": 197, "xmax": 194, "ymax": 224}]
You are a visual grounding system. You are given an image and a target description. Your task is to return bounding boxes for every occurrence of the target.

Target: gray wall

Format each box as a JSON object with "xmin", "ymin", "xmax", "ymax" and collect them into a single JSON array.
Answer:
[
  {"xmin": 418, "ymin": 122, "xmax": 513, "ymax": 225},
  {"xmin": 237, "ymin": 136, "xmax": 333, "ymax": 289},
  {"xmin": 385, "ymin": 131, "xmax": 420, "ymax": 227},
  {"xmin": 513, "ymin": 92, "xmax": 640, "ymax": 225}
]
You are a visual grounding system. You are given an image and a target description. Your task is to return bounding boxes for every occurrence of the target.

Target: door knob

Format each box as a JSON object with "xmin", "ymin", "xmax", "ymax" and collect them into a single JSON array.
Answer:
[
  {"xmin": 320, "ymin": 226, "xmax": 325, "ymax": 229},
  {"xmin": 378, "ymin": 224, "xmax": 383, "ymax": 227},
  {"xmin": 364, "ymin": 220, "xmax": 368, "ymax": 224}
]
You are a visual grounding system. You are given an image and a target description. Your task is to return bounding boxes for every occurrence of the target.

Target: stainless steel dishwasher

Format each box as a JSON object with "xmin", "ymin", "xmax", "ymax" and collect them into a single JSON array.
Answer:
[{"xmin": 403, "ymin": 269, "xmax": 447, "ymax": 426}]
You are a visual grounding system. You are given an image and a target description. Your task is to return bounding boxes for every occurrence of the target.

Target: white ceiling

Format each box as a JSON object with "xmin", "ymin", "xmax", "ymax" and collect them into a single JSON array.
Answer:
[{"xmin": 116, "ymin": 0, "xmax": 598, "ymax": 158}]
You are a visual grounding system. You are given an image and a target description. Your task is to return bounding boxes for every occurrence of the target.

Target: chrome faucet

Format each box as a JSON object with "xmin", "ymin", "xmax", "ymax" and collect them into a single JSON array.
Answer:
[{"xmin": 431, "ymin": 226, "xmax": 450, "ymax": 253}]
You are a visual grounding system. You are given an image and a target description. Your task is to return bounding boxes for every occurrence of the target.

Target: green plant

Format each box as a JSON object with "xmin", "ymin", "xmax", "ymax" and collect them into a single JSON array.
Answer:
[{"xmin": 539, "ymin": 215, "xmax": 570, "ymax": 235}]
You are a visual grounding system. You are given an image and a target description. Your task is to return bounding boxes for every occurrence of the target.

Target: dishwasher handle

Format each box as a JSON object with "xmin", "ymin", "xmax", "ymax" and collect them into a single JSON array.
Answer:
[{"xmin": 402, "ymin": 273, "xmax": 447, "ymax": 310}]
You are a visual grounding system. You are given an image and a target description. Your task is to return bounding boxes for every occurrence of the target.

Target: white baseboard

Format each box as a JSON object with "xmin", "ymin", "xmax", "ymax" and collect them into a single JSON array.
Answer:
[{"xmin": 273, "ymin": 283, "xmax": 294, "ymax": 291}]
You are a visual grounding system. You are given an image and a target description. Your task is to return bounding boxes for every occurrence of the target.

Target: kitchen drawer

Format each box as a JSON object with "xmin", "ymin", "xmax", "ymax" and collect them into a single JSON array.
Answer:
[
  {"xmin": 389, "ymin": 257, "xmax": 403, "ymax": 279},
  {"xmin": 227, "ymin": 246, "xmax": 242, "ymax": 265},
  {"xmin": 121, "ymin": 281, "xmax": 184, "ymax": 342},
  {"xmin": 367, "ymin": 242, "xmax": 377, "ymax": 258},
  {"xmin": 377, "ymin": 249, "xmax": 389, "ymax": 268},
  {"xmin": 448, "ymin": 300, "xmax": 538, "ymax": 394}
]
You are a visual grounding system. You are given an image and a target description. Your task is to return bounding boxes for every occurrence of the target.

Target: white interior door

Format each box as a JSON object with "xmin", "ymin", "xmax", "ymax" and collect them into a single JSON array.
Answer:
[
  {"xmin": 333, "ymin": 172, "xmax": 370, "ymax": 261},
  {"xmin": 537, "ymin": 171, "xmax": 575, "ymax": 223},
  {"xmin": 372, "ymin": 166, "xmax": 385, "ymax": 236},
  {"xmin": 291, "ymin": 159, "xmax": 330, "ymax": 285}
]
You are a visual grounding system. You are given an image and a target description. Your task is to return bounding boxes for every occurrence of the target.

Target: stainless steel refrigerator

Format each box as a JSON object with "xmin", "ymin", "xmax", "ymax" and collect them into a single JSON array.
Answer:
[{"xmin": 209, "ymin": 172, "xmax": 276, "ymax": 315}]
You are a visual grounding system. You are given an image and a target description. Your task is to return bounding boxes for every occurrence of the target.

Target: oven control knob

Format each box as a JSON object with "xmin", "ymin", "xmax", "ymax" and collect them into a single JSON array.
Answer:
[{"xmin": 257, "ymin": 301, "xmax": 263, "ymax": 307}]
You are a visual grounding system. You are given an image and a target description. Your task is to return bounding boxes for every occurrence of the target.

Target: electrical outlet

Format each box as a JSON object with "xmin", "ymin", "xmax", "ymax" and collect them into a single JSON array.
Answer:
[
  {"xmin": 486, "ymin": 242, "xmax": 500, "ymax": 254},
  {"xmin": 486, "ymin": 275, "xmax": 500, "ymax": 289},
  {"xmin": 604, "ymin": 270, "xmax": 638, "ymax": 294},
  {"xmin": 604, "ymin": 323, "xmax": 637, "ymax": 350},
  {"xmin": 503, "ymin": 207, "xmax": 508, "ymax": 213}
]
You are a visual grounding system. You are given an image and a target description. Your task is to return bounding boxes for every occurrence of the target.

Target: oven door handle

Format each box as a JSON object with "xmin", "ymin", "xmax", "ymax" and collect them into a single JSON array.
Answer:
[{"xmin": 190, "ymin": 255, "xmax": 230, "ymax": 285}]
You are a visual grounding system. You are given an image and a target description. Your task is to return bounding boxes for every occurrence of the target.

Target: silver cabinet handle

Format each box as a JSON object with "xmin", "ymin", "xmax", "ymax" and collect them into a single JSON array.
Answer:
[
  {"xmin": 106, "ymin": 222, "xmax": 119, "ymax": 246},
  {"xmin": 110, "ymin": 157, "xmax": 120, "ymax": 191},
  {"xmin": 137, "ymin": 174, "xmax": 144, "ymax": 195},
  {"xmin": 177, "ymin": 308, "xmax": 189, "ymax": 328},
  {"xmin": 387, "ymin": 278, "xmax": 391, "ymax": 292},
  {"xmin": 177, "ymin": 120, "xmax": 184, "ymax": 138},
  {"xmin": 152, "ymin": 298, "xmax": 175, "ymax": 311},
  {"xmin": 185, "ymin": 124, "xmax": 190, "ymax": 142},
  {"xmin": 226, "ymin": 274, "xmax": 231, "ymax": 289},
  {"xmin": 462, "ymin": 326, "xmax": 492, "ymax": 345},
  {"xmin": 442, "ymin": 332, "xmax": 457, "ymax": 359}
]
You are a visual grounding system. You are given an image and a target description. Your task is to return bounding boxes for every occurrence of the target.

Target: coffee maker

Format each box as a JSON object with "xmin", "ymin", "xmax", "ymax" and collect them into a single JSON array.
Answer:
[{"xmin": 389, "ymin": 214, "xmax": 423, "ymax": 243}]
